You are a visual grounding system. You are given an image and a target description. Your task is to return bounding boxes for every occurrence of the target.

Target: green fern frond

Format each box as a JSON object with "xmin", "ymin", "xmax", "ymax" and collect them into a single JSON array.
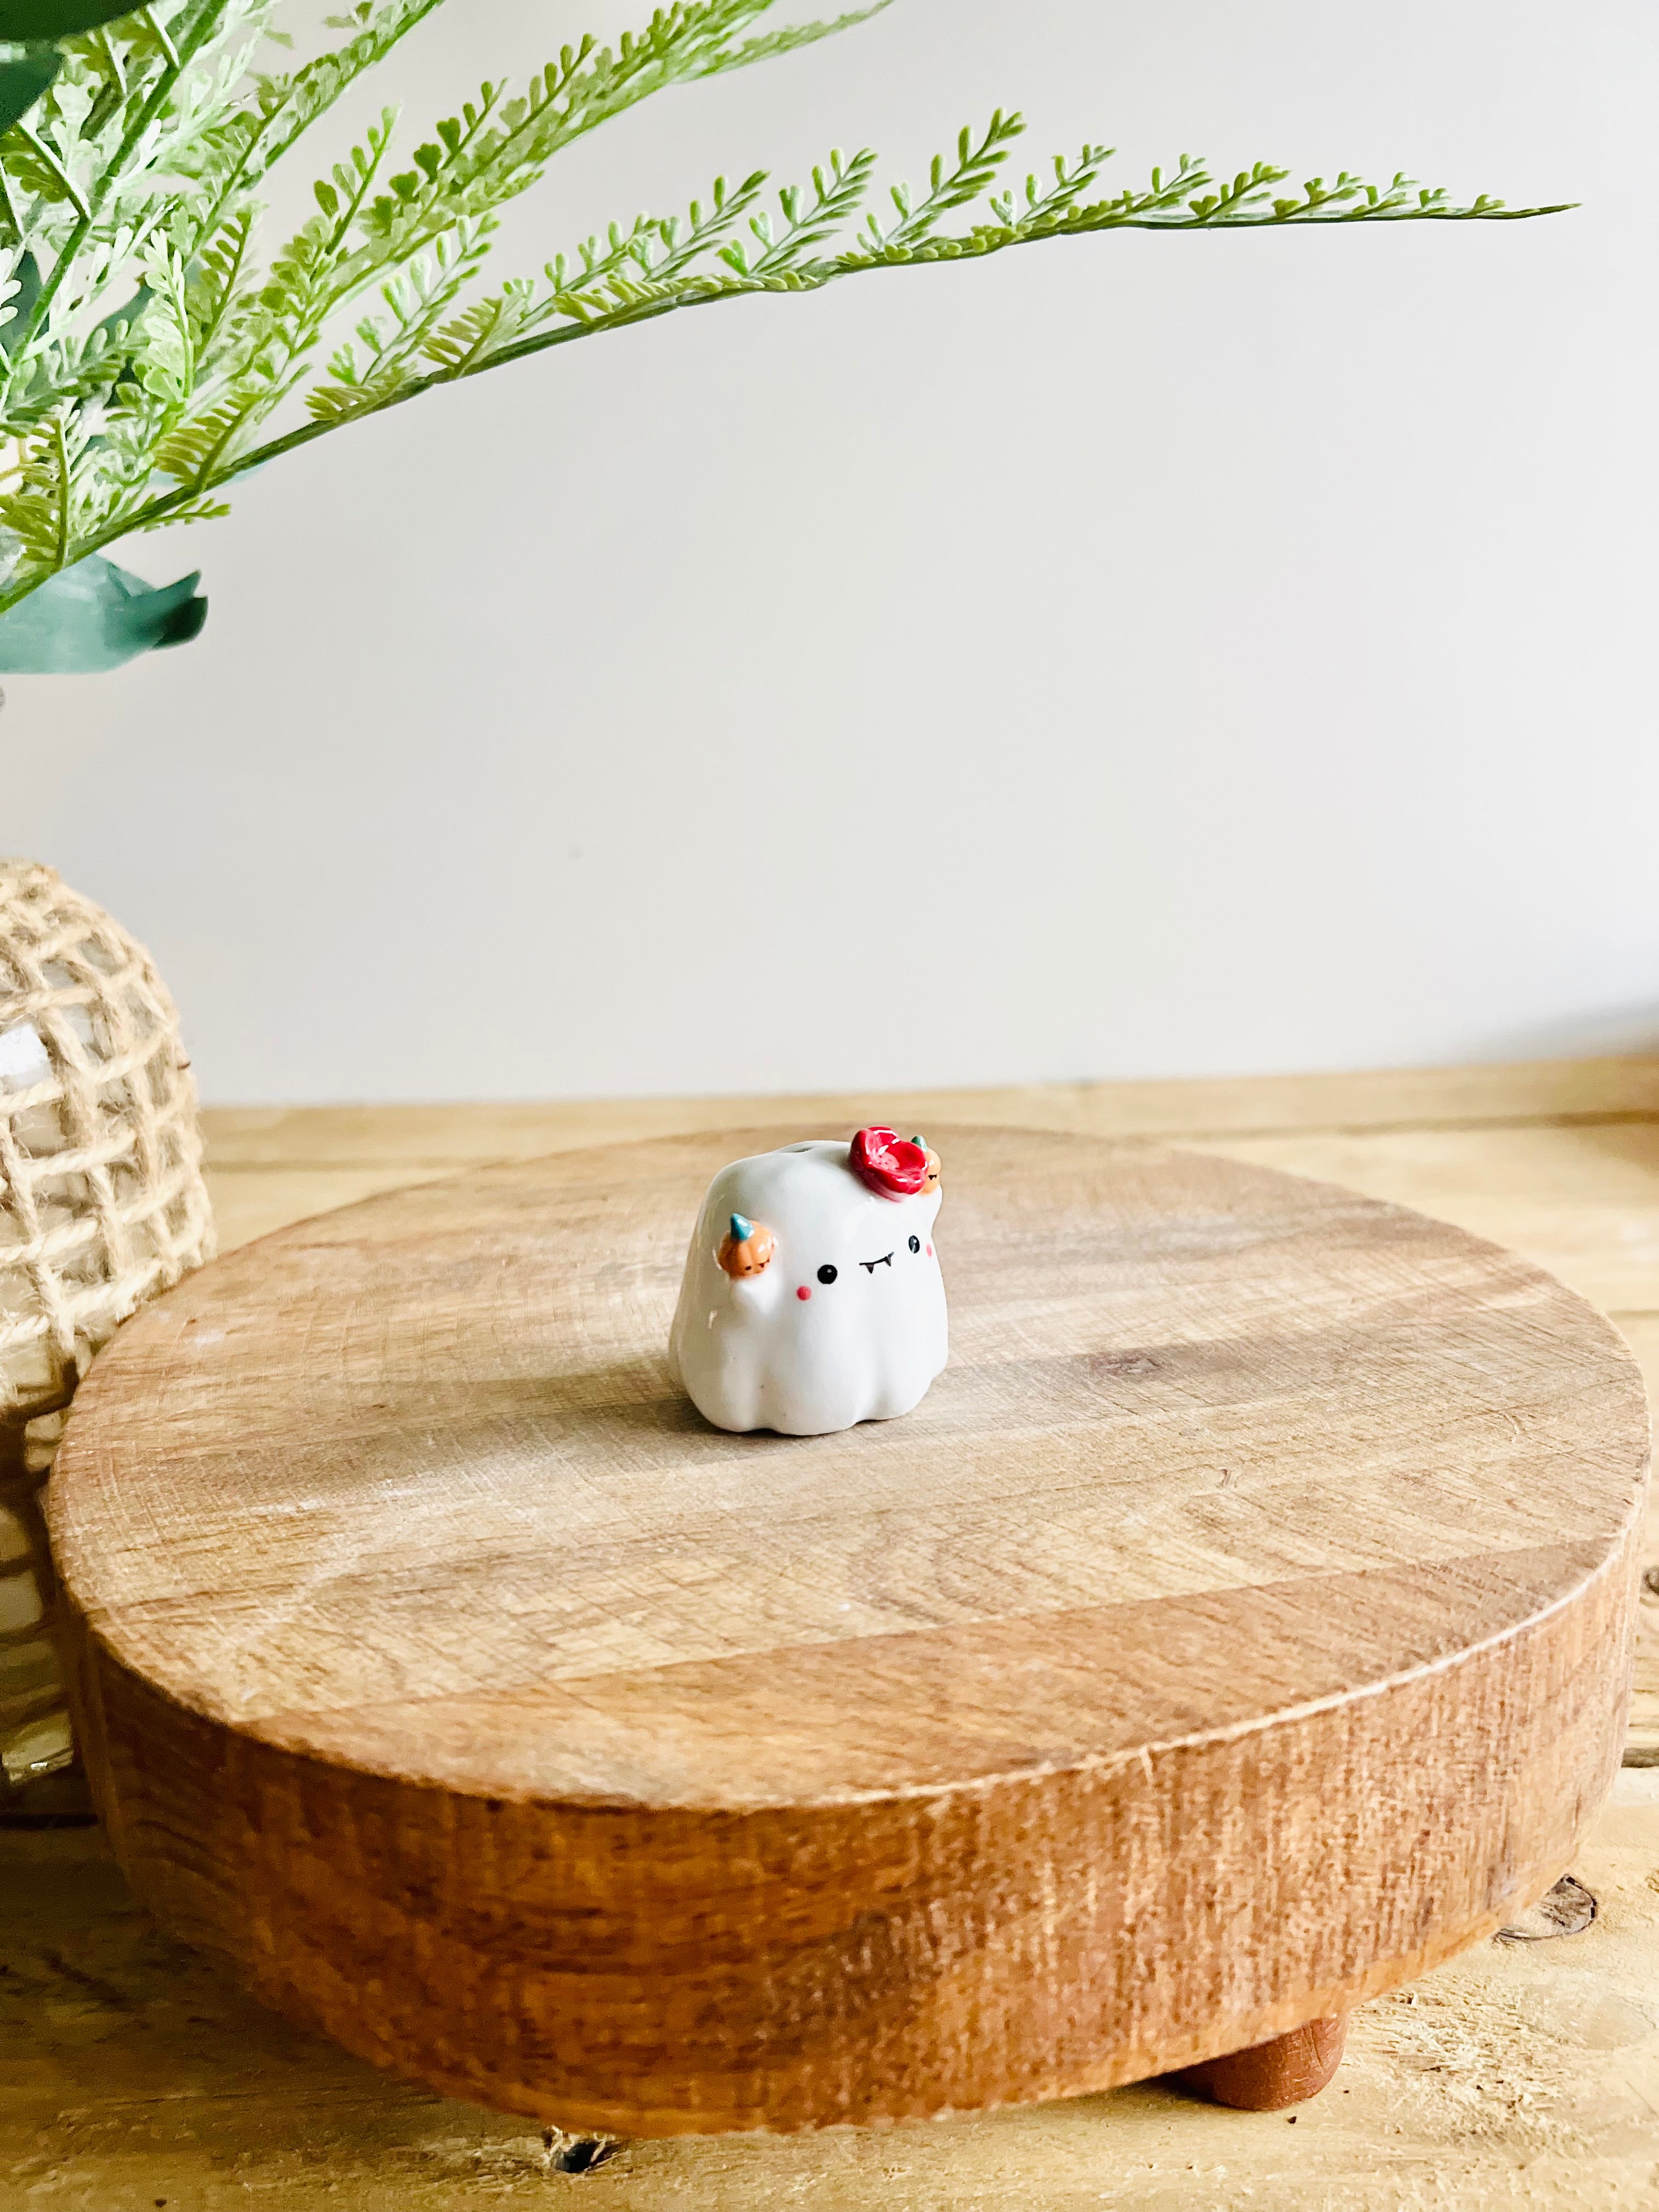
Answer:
[
  {"xmin": 719, "ymin": 146, "xmax": 876, "ymax": 275},
  {"xmin": 0, "ymin": 0, "xmax": 1571, "ymax": 631},
  {"xmin": 0, "ymin": 409, "xmax": 92, "ymax": 575},
  {"xmin": 306, "ymin": 218, "xmax": 492, "ymax": 413},
  {"xmin": 139, "ymin": 493, "xmax": 232, "ymax": 526},
  {"xmin": 187, "ymin": 207, "xmax": 258, "ymax": 353},
  {"xmin": 151, "ymin": 392, "xmax": 262, "ymax": 487},
  {"xmin": 690, "ymin": 1, "xmax": 893, "ymax": 78},
  {"xmin": 255, "ymin": 0, "xmax": 449, "ymax": 177}
]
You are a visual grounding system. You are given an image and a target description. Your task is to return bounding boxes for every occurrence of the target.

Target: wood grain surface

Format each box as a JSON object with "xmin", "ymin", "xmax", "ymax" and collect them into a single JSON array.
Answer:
[
  {"xmin": 45, "ymin": 1125, "xmax": 1649, "ymax": 2138},
  {"xmin": 8, "ymin": 1062, "xmax": 1659, "ymax": 2210}
]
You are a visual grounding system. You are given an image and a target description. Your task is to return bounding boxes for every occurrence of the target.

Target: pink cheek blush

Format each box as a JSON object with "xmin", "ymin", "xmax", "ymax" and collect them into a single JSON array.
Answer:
[
  {"xmin": 927, "ymin": 1244, "xmax": 933, "ymax": 1258},
  {"xmin": 797, "ymin": 1285, "xmax": 811, "ymax": 1300}
]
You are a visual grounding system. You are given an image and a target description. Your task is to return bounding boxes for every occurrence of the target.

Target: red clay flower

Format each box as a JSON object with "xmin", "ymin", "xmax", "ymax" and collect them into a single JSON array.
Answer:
[{"xmin": 848, "ymin": 1126, "xmax": 928, "ymax": 1200}]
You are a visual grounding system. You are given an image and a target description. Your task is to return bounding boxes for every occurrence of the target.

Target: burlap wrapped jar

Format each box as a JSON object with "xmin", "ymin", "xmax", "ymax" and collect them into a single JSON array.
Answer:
[{"xmin": 0, "ymin": 860, "xmax": 213, "ymax": 1789}]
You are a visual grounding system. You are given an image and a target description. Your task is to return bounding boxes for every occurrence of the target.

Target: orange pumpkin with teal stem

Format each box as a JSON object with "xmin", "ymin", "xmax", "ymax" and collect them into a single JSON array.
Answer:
[{"xmin": 718, "ymin": 1212, "xmax": 775, "ymax": 1279}]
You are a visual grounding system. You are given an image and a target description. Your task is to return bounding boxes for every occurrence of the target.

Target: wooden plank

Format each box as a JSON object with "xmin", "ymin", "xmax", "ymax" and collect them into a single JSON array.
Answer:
[
  {"xmin": 199, "ymin": 1056, "xmax": 1659, "ymax": 1169},
  {"xmin": 1608, "ymin": 1310, "xmax": 1659, "ymax": 1398},
  {"xmin": 204, "ymin": 1163, "xmax": 450, "ymax": 1252},
  {"xmin": 1200, "ymin": 1123, "xmax": 1659, "ymax": 1315},
  {"xmin": 205, "ymin": 1106, "xmax": 1659, "ymax": 1307}
]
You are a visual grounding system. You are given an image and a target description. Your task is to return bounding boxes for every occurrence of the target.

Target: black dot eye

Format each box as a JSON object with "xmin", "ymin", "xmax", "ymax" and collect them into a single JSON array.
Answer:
[
  {"xmin": 817, "ymin": 1263, "xmax": 838, "ymax": 1285},
  {"xmin": 909, "ymin": 1235, "xmax": 921, "ymax": 1254}
]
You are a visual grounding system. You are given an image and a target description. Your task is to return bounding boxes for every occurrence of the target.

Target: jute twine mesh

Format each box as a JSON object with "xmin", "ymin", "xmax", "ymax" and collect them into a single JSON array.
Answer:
[{"xmin": 0, "ymin": 857, "xmax": 214, "ymax": 1786}]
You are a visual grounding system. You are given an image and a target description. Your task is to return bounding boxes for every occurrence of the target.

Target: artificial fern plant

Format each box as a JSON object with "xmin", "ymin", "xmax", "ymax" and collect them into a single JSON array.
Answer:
[{"xmin": 0, "ymin": 0, "xmax": 1565, "ymax": 670}]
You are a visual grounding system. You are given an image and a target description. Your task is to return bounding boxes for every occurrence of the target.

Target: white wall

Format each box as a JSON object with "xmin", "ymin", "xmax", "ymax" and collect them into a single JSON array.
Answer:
[{"xmin": 5, "ymin": 0, "xmax": 1656, "ymax": 1103}]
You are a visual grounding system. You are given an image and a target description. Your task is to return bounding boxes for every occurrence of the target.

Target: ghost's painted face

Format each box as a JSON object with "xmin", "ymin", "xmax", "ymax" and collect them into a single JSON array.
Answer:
[
  {"xmin": 794, "ymin": 1201, "xmax": 932, "ymax": 1295},
  {"xmin": 668, "ymin": 1133, "xmax": 948, "ymax": 1437}
]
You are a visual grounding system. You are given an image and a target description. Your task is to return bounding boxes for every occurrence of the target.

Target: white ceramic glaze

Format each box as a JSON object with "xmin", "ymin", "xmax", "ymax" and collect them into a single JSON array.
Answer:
[{"xmin": 669, "ymin": 1138, "xmax": 947, "ymax": 1436}]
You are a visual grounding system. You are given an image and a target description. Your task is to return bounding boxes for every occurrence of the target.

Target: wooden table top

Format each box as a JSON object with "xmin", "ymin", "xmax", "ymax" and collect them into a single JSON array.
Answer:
[
  {"xmin": 45, "ymin": 1121, "xmax": 1649, "ymax": 2137},
  {"xmin": 8, "ymin": 1058, "xmax": 1659, "ymax": 2207}
]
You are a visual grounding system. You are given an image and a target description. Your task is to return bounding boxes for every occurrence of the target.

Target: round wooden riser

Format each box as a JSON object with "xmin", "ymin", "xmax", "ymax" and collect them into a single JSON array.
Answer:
[{"xmin": 48, "ymin": 1130, "xmax": 1649, "ymax": 2137}]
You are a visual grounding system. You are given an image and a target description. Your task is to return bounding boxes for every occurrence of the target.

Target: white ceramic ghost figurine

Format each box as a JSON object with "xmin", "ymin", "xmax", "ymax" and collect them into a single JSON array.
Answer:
[{"xmin": 669, "ymin": 1127, "xmax": 947, "ymax": 1436}]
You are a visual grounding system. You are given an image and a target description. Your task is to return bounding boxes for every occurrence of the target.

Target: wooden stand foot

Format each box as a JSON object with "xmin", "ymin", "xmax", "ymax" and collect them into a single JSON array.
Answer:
[{"xmin": 1178, "ymin": 2015, "xmax": 1348, "ymax": 2111}]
